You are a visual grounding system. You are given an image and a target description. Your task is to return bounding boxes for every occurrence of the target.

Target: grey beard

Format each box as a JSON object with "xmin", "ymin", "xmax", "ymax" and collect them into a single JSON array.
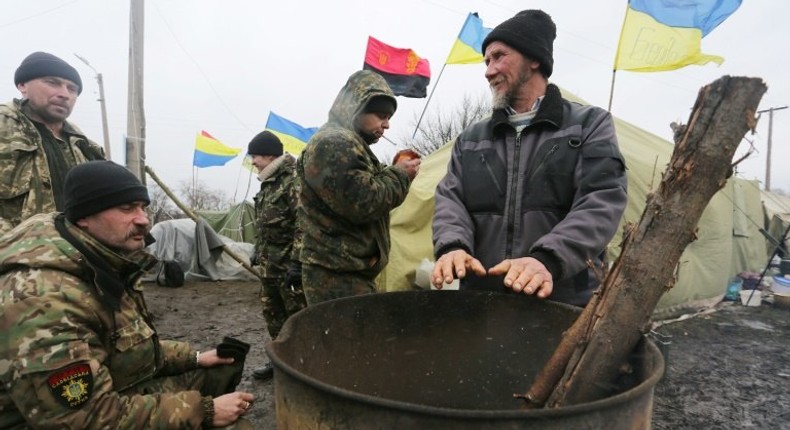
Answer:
[
  {"xmin": 490, "ymin": 69, "xmax": 531, "ymax": 110},
  {"xmin": 491, "ymin": 89, "xmax": 509, "ymax": 110}
]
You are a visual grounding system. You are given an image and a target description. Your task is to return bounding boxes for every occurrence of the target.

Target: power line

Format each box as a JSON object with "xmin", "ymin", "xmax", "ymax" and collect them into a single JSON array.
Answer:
[
  {"xmin": 0, "ymin": 0, "xmax": 80, "ymax": 29},
  {"xmin": 151, "ymin": 2, "xmax": 253, "ymax": 135}
]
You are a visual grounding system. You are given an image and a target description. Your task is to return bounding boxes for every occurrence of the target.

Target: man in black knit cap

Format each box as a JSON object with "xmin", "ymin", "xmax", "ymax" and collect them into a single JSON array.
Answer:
[
  {"xmin": 432, "ymin": 10, "xmax": 628, "ymax": 307},
  {"xmin": 0, "ymin": 160, "xmax": 256, "ymax": 429},
  {"xmin": 0, "ymin": 51, "xmax": 104, "ymax": 236},
  {"xmin": 246, "ymin": 131, "xmax": 306, "ymax": 380}
]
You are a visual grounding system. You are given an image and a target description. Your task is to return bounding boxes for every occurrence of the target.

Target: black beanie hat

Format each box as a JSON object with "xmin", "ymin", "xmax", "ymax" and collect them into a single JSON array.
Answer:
[
  {"xmin": 363, "ymin": 95, "xmax": 397, "ymax": 116},
  {"xmin": 247, "ymin": 130, "xmax": 283, "ymax": 156},
  {"xmin": 14, "ymin": 51, "xmax": 83, "ymax": 95},
  {"xmin": 64, "ymin": 161, "xmax": 150, "ymax": 222},
  {"xmin": 482, "ymin": 10, "xmax": 556, "ymax": 77}
]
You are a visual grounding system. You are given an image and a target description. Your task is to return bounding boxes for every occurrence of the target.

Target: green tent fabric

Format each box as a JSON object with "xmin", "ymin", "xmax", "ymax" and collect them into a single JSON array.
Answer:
[
  {"xmin": 380, "ymin": 88, "xmax": 770, "ymax": 315},
  {"xmin": 761, "ymin": 190, "xmax": 790, "ymax": 256},
  {"xmin": 196, "ymin": 201, "xmax": 257, "ymax": 244}
]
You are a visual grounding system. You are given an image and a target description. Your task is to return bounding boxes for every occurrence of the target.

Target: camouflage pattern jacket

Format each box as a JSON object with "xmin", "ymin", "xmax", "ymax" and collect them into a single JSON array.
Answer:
[
  {"xmin": 0, "ymin": 99, "xmax": 104, "ymax": 235},
  {"xmin": 297, "ymin": 70, "xmax": 411, "ymax": 277},
  {"xmin": 0, "ymin": 214, "xmax": 206, "ymax": 429},
  {"xmin": 254, "ymin": 153, "xmax": 300, "ymax": 278}
]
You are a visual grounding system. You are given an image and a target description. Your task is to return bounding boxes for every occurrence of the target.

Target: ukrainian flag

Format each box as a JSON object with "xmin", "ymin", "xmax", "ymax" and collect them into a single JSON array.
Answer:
[
  {"xmin": 265, "ymin": 112, "xmax": 318, "ymax": 155},
  {"xmin": 193, "ymin": 130, "xmax": 241, "ymax": 168},
  {"xmin": 446, "ymin": 13, "xmax": 492, "ymax": 65},
  {"xmin": 614, "ymin": 0, "xmax": 741, "ymax": 72}
]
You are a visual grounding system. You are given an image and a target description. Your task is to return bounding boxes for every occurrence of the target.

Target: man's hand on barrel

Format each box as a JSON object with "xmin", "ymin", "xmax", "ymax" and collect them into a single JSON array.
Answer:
[
  {"xmin": 488, "ymin": 257, "xmax": 553, "ymax": 298},
  {"xmin": 431, "ymin": 249, "xmax": 486, "ymax": 289}
]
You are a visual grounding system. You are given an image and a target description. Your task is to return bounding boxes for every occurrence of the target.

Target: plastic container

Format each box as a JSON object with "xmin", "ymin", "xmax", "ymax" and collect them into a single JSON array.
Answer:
[
  {"xmin": 725, "ymin": 277, "xmax": 742, "ymax": 301},
  {"xmin": 739, "ymin": 289, "xmax": 761, "ymax": 306},
  {"xmin": 780, "ymin": 259, "xmax": 790, "ymax": 276},
  {"xmin": 772, "ymin": 275, "xmax": 790, "ymax": 295}
]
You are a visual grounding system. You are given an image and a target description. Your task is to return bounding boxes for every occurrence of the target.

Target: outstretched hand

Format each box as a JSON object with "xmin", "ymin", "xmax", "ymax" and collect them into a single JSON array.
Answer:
[
  {"xmin": 431, "ymin": 249, "xmax": 486, "ymax": 289},
  {"xmin": 488, "ymin": 257, "xmax": 553, "ymax": 298}
]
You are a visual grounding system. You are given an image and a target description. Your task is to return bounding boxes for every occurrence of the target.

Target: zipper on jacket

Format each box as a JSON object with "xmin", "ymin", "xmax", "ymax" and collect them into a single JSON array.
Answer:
[
  {"xmin": 505, "ymin": 130, "xmax": 522, "ymax": 258},
  {"xmin": 480, "ymin": 153, "xmax": 504, "ymax": 196},
  {"xmin": 527, "ymin": 143, "xmax": 559, "ymax": 183}
]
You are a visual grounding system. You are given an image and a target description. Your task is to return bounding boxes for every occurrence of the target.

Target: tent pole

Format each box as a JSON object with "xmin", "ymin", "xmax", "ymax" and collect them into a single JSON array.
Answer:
[{"xmin": 745, "ymin": 221, "xmax": 790, "ymax": 305}]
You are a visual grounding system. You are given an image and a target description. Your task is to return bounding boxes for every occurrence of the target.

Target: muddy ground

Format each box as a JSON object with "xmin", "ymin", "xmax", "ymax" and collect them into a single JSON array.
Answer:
[{"xmin": 144, "ymin": 280, "xmax": 790, "ymax": 429}]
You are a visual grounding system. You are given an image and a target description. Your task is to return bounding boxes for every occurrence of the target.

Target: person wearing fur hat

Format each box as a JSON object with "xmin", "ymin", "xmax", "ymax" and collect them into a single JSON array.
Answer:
[
  {"xmin": 432, "ymin": 10, "xmax": 628, "ymax": 306},
  {"xmin": 246, "ymin": 131, "xmax": 306, "ymax": 380},
  {"xmin": 0, "ymin": 51, "xmax": 104, "ymax": 236},
  {"xmin": 0, "ymin": 160, "xmax": 255, "ymax": 429},
  {"xmin": 296, "ymin": 70, "xmax": 420, "ymax": 305}
]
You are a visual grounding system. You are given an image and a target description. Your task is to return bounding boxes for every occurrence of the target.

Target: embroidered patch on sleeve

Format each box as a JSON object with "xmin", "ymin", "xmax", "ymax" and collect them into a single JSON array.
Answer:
[{"xmin": 47, "ymin": 363, "xmax": 93, "ymax": 408}]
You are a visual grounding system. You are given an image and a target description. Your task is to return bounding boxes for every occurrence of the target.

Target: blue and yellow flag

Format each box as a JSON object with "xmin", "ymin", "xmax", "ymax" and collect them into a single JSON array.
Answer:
[
  {"xmin": 265, "ymin": 112, "xmax": 318, "ymax": 155},
  {"xmin": 193, "ymin": 130, "xmax": 241, "ymax": 168},
  {"xmin": 446, "ymin": 13, "xmax": 492, "ymax": 65},
  {"xmin": 614, "ymin": 0, "xmax": 741, "ymax": 72}
]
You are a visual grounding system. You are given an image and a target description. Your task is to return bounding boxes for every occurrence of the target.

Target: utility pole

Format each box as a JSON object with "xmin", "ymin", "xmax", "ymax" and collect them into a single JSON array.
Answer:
[
  {"xmin": 73, "ymin": 54, "xmax": 112, "ymax": 160},
  {"xmin": 127, "ymin": 0, "xmax": 146, "ymax": 182},
  {"xmin": 757, "ymin": 105, "xmax": 788, "ymax": 191}
]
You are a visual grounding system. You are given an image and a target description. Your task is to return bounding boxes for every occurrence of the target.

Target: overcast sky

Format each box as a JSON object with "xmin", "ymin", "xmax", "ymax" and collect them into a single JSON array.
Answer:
[{"xmin": 2, "ymin": 0, "xmax": 788, "ymax": 202}]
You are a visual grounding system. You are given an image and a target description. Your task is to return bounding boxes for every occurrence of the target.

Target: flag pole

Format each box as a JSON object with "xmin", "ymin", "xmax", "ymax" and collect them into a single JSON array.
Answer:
[
  {"xmin": 607, "ymin": 70, "xmax": 617, "ymax": 112},
  {"xmin": 609, "ymin": 1, "xmax": 632, "ymax": 113},
  {"xmin": 411, "ymin": 63, "xmax": 447, "ymax": 139}
]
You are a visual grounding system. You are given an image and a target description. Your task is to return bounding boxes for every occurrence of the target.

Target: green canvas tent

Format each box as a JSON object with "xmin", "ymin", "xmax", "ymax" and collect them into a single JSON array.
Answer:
[
  {"xmin": 196, "ymin": 201, "xmax": 257, "ymax": 244},
  {"xmin": 761, "ymin": 190, "xmax": 790, "ymax": 256},
  {"xmin": 380, "ymin": 89, "xmax": 772, "ymax": 316}
]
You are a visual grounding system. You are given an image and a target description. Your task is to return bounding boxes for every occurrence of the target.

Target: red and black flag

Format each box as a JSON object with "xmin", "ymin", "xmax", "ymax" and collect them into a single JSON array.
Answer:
[{"xmin": 363, "ymin": 36, "xmax": 431, "ymax": 98}]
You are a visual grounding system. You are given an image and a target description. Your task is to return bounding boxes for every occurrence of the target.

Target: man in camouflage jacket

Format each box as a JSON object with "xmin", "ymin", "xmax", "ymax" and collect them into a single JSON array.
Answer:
[
  {"xmin": 247, "ymin": 131, "xmax": 306, "ymax": 380},
  {"xmin": 0, "ymin": 51, "xmax": 104, "ymax": 235},
  {"xmin": 0, "ymin": 161, "xmax": 254, "ymax": 429},
  {"xmin": 296, "ymin": 70, "xmax": 421, "ymax": 305}
]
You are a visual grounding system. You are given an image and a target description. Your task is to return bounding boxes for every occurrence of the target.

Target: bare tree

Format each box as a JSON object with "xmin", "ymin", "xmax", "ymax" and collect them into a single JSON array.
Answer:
[
  {"xmin": 176, "ymin": 180, "xmax": 231, "ymax": 211},
  {"xmin": 147, "ymin": 183, "xmax": 183, "ymax": 225},
  {"xmin": 404, "ymin": 93, "xmax": 490, "ymax": 156}
]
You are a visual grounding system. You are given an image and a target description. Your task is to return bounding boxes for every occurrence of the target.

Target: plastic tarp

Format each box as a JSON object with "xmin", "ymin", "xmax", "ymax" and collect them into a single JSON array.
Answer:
[
  {"xmin": 380, "ymin": 88, "xmax": 772, "ymax": 315},
  {"xmin": 144, "ymin": 218, "xmax": 257, "ymax": 282}
]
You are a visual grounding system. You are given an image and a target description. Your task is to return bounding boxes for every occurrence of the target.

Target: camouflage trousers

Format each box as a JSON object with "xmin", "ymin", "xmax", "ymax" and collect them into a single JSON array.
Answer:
[
  {"xmin": 260, "ymin": 276, "xmax": 307, "ymax": 339},
  {"xmin": 302, "ymin": 264, "xmax": 377, "ymax": 306},
  {"xmin": 122, "ymin": 365, "xmax": 253, "ymax": 429}
]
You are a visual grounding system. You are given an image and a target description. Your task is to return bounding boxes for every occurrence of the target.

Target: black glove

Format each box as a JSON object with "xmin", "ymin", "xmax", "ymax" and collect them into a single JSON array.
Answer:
[
  {"xmin": 217, "ymin": 336, "xmax": 250, "ymax": 361},
  {"xmin": 210, "ymin": 336, "xmax": 251, "ymax": 395},
  {"xmin": 285, "ymin": 261, "xmax": 302, "ymax": 290}
]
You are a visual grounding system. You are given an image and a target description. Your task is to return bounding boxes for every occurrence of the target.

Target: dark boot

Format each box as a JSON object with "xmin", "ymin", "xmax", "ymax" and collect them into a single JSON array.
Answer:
[{"xmin": 252, "ymin": 362, "xmax": 274, "ymax": 381}]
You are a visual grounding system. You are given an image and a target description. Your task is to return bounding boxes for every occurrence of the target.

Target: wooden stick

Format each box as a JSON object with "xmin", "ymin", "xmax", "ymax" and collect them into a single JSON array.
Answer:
[{"xmin": 520, "ymin": 76, "xmax": 766, "ymax": 408}]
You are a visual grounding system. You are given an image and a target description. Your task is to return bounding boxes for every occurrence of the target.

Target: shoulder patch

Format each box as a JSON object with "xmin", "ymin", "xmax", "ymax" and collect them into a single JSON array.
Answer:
[{"xmin": 47, "ymin": 363, "xmax": 93, "ymax": 408}]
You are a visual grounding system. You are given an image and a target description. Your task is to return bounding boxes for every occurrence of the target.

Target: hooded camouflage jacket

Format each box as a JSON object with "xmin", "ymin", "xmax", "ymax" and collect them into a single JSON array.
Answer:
[
  {"xmin": 254, "ymin": 153, "xmax": 300, "ymax": 277},
  {"xmin": 297, "ymin": 70, "xmax": 411, "ymax": 277},
  {"xmin": 0, "ymin": 99, "xmax": 104, "ymax": 235},
  {"xmin": 0, "ymin": 214, "xmax": 207, "ymax": 429}
]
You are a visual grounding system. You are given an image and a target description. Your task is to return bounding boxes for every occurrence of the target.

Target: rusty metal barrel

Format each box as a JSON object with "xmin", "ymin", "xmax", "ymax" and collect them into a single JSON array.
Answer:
[{"xmin": 267, "ymin": 290, "xmax": 664, "ymax": 429}]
